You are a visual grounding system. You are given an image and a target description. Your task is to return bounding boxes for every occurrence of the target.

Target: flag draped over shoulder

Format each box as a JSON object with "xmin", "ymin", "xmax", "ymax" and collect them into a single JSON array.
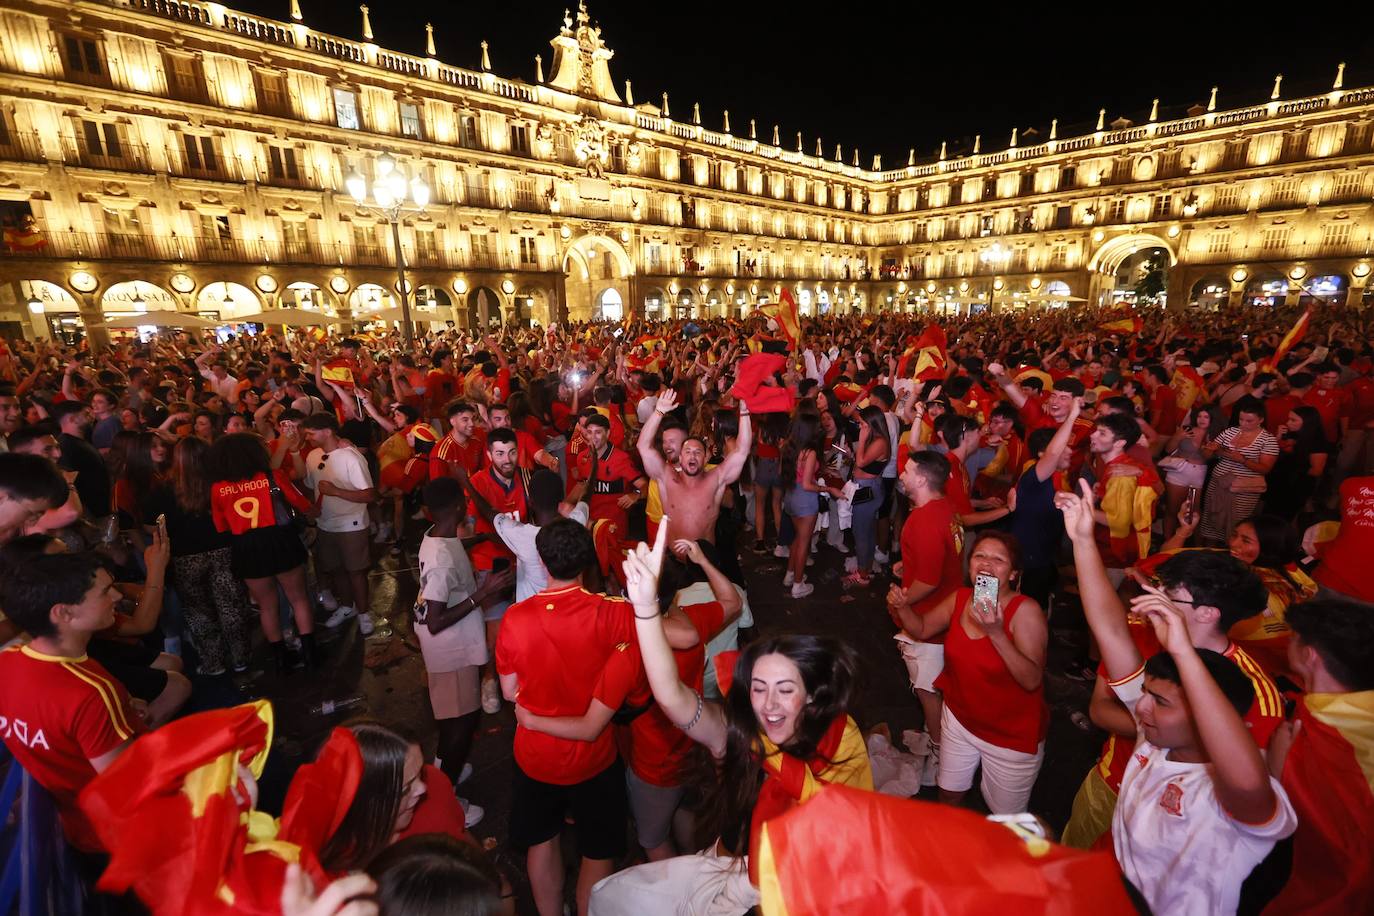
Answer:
[
  {"xmin": 1263, "ymin": 307, "xmax": 1314, "ymax": 371},
  {"xmin": 760, "ymin": 289, "xmax": 803, "ymax": 351},
  {"xmin": 1171, "ymin": 363, "xmax": 1206, "ymax": 411},
  {"xmin": 756, "ymin": 785, "xmax": 1137, "ymax": 916},
  {"xmin": 1265, "ymin": 690, "xmax": 1374, "ymax": 915},
  {"xmin": 909, "ymin": 324, "xmax": 948, "ymax": 381},
  {"xmin": 277, "ymin": 727, "xmax": 365, "ymax": 882},
  {"xmin": 78, "ymin": 701, "xmax": 294, "ymax": 916}
]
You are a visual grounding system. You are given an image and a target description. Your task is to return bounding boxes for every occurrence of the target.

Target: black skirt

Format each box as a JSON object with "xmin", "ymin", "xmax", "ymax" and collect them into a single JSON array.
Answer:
[{"xmin": 230, "ymin": 525, "xmax": 307, "ymax": 580}]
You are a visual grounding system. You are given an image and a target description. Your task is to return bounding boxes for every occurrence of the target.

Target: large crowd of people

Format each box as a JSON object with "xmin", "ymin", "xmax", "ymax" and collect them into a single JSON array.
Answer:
[{"xmin": 0, "ymin": 299, "xmax": 1372, "ymax": 915}]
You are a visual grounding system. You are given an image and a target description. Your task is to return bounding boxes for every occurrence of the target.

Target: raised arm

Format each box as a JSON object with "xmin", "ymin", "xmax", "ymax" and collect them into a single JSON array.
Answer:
[
  {"xmin": 636, "ymin": 387, "xmax": 676, "ymax": 481},
  {"xmin": 713, "ymin": 403, "xmax": 751, "ymax": 485},
  {"xmin": 1035, "ymin": 397, "xmax": 1082, "ymax": 481},
  {"xmin": 987, "ymin": 362, "xmax": 1028, "ymax": 410},
  {"xmin": 1056, "ymin": 479, "xmax": 1143, "ymax": 682},
  {"xmin": 674, "ymin": 538, "xmax": 743, "ymax": 624}
]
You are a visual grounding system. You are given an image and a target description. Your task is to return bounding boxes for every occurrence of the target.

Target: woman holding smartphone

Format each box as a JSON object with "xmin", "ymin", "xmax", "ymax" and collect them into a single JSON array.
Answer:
[{"xmin": 897, "ymin": 530, "xmax": 1047, "ymax": 814}]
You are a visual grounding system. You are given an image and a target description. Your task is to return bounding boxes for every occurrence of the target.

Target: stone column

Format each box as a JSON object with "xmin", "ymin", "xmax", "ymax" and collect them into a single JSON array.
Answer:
[{"xmin": 78, "ymin": 291, "xmax": 109, "ymax": 352}]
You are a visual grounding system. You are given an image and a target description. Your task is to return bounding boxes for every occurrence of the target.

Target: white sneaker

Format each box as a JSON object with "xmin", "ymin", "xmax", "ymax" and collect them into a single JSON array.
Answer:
[
  {"xmin": 772, "ymin": 544, "xmax": 790, "ymax": 558},
  {"xmin": 921, "ymin": 740, "xmax": 941, "ymax": 787},
  {"xmin": 783, "ymin": 570, "xmax": 795, "ymax": 587},
  {"xmin": 875, "ymin": 548, "xmax": 890, "ymax": 566},
  {"xmin": 373, "ymin": 522, "xmax": 394, "ymax": 544},
  {"xmin": 324, "ymin": 604, "xmax": 357, "ymax": 628},
  {"xmin": 481, "ymin": 678, "xmax": 501, "ymax": 714},
  {"xmin": 460, "ymin": 799, "xmax": 485, "ymax": 829},
  {"xmin": 357, "ymin": 613, "xmax": 375, "ymax": 636},
  {"xmin": 831, "ymin": 540, "xmax": 851, "ymax": 554},
  {"xmin": 458, "ymin": 762, "xmax": 474, "ymax": 785},
  {"xmin": 317, "ymin": 590, "xmax": 340, "ymax": 612},
  {"xmin": 844, "ymin": 556, "xmax": 859, "ymax": 574},
  {"xmin": 790, "ymin": 581, "xmax": 814, "ymax": 599}
]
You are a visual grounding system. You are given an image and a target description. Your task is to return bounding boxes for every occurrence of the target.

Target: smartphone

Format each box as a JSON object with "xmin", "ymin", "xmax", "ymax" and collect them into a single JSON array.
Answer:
[
  {"xmin": 973, "ymin": 573, "xmax": 999, "ymax": 608},
  {"xmin": 1185, "ymin": 487, "xmax": 1200, "ymax": 523},
  {"xmin": 491, "ymin": 557, "xmax": 511, "ymax": 574},
  {"xmin": 156, "ymin": 513, "xmax": 168, "ymax": 539}
]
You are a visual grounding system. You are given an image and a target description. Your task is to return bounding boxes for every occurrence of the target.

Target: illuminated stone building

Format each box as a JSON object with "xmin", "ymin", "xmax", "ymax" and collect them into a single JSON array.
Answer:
[{"xmin": 1, "ymin": 0, "xmax": 1372, "ymax": 343}]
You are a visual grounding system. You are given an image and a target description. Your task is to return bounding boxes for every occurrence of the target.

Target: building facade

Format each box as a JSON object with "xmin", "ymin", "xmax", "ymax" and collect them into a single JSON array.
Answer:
[{"xmin": 1, "ymin": 0, "xmax": 1372, "ymax": 343}]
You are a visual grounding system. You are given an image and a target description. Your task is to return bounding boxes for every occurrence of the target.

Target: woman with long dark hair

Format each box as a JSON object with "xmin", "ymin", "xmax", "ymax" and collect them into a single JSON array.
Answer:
[
  {"xmin": 113, "ymin": 431, "xmax": 169, "ymax": 529},
  {"xmin": 1265, "ymin": 404, "xmax": 1331, "ymax": 521},
  {"xmin": 144, "ymin": 436, "xmax": 253, "ymax": 675},
  {"xmin": 319, "ymin": 721, "xmax": 429, "ymax": 874},
  {"xmin": 207, "ymin": 432, "xmax": 318, "ymax": 670},
  {"xmin": 1159, "ymin": 404, "xmax": 1222, "ymax": 540},
  {"xmin": 780, "ymin": 409, "xmax": 843, "ymax": 598},
  {"xmin": 749, "ymin": 412, "xmax": 788, "ymax": 554},
  {"xmin": 588, "ymin": 526, "xmax": 872, "ymax": 914},
  {"xmin": 844, "ymin": 405, "xmax": 891, "ymax": 588}
]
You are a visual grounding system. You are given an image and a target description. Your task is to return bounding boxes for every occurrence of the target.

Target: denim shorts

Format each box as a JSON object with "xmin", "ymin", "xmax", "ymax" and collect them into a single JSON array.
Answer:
[{"xmin": 784, "ymin": 486, "xmax": 820, "ymax": 518}]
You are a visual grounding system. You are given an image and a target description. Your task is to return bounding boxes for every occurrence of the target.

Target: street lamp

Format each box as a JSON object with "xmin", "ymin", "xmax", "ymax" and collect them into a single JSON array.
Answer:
[
  {"xmin": 980, "ymin": 242, "xmax": 1012, "ymax": 311},
  {"xmin": 346, "ymin": 152, "xmax": 430, "ymax": 346}
]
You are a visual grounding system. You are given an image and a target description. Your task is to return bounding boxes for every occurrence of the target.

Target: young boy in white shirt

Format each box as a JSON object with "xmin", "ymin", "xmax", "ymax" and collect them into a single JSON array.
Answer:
[
  {"xmin": 1058, "ymin": 480, "xmax": 1297, "ymax": 915},
  {"xmin": 416, "ymin": 477, "xmax": 513, "ymax": 829}
]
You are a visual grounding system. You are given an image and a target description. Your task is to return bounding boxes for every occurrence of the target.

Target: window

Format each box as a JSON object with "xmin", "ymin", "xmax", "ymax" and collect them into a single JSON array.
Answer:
[
  {"xmin": 164, "ymin": 53, "xmax": 205, "ymax": 101},
  {"xmin": 513, "ymin": 177, "xmax": 536, "ymax": 210},
  {"xmin": 333, "ymin": 88, "xmax": 360, "ymax": 130},
  {"xmin": 0, "ymin": 113, "xmax": 10, "ymax": 147},
  {"xmin": 1151, "ymin": 193, "xmax": 1173, "ymax": 219},
  {"xmin": 81, "ymin": 120, "xmax": 122, "ymax": 160},
  {"xmin": 352, "ymin": 223, "xmax": 379, "ymax": 253},
  {"xmin": 1262, "ymin": 227, "xmax": 1290, "ymax": 252},
  {"xmin": 645, "ymin": 243, "xmax": 663, "ymax": 273},
  {"xmin": 415, "ymin": 226, "xmax": 437, "ymax": 260},
  {"xmin": 1058, "ymin": 166, "xmax": 1075, "ymax": 189},
  {"xmin": 1208, "ymin": 230, "xmax": 1233, "ymax": 255},
  {"xmin": 180, "ymin": 134, "xmax": 217, "ymax": 174},
  {"xmin": 1331, "ymin": 171, "xmax": 1366, "ymax": 201},
  {"xmin": 102, "ymin": 206, "xmax": 141, "ymax": 236},
  {"xmin": 518, "ymin": 235, "xmax": 537, "ymax": 266},
  {"xmin": 509, "ymin": 123, "xmax": 530, "ymax": 154},
  {"xmin": 1050, "ymin": 244, "xmax": 1069, "ymax": 269},
  {"xmin": 1272, "ymin": 178, "xmax": 1299, "ymax": 207},
  {"xmin": 1321, "ymin": 222, "xmax": 1352, "ymax": 250},
  {"xmin": 62, "ymin": 34, "xmax": 105, "ymax": 80},
  {"xmin": 979, "ymin": 214, "xmax": 994, "ymax": 237},
  {"xmin": 268, "ymin": 145, "xmax": 300, "ymax": 182},
  {"xmin": 199, "ymin": 213, "xmax": 231, "ymax": 247},
  {"xmin": 470, "ymin": 232, "xmax": 491, "ymax": 263},
  {"xmin": 1212, "ymin": 186, "xmax": 1240, "ymax": 213},
  {"xmin": 678, "ymin": 152, "xmax": 693, "ymax": 183},
  {"xmin": 709, "ymin": 160, "xmax": 722, "ymax": 190},
  {"xmin": 399, "ymin": 102, "xmax": 423, "ymax": 139},
  {"xmin": 459, "ymin": 115, "xmax": 479, "ymax": 149},
  {"xmin": 254, "ymin": 70, "xmax": 289, "ymax": 116},
  {"xmin": 281, "ymin": 220, "xmax": 309, "ymax": 251}
]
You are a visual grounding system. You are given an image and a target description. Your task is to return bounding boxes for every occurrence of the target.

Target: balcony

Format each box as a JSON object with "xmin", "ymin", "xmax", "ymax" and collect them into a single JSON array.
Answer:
[
  {"xmin": 60, "ymin": 134, "xmax": 153, "ymax": 174},
  {"xmin": 0, "ymin": 131, "xmax": 47, "ymax": 165}
]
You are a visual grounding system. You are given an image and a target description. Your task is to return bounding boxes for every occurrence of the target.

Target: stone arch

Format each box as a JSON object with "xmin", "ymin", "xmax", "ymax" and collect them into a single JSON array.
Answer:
[
  {"xmin": 567, "ymin": 233, "xmax": 635, "ymax": 279},
  {"xmin": 1188, "ymin": 275, "xmax": 1230, "ymax": 310},
  {"xmin": 1088, "ymin": 232, "xmax": 1178, "ymax": 274},
  {"xmin": 467, "ymin": 286, "xmax": 504, "ymax": 328},
  {"xmin": 194, "ymin": 282, "xmax": 263, "ymax": 319}
]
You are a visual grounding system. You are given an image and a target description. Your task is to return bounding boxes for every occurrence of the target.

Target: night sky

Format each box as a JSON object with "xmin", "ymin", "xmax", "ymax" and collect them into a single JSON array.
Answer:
[{"xmin": 233, "ymin": 0, "xmax": 1374, "ymax": 168}]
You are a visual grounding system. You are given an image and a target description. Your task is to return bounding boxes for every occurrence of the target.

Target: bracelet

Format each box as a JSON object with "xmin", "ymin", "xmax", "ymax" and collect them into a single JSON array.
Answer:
[
  {"xmin": 676, "ymin": 690, "xmax": 705, "ymax": 731},
  {"xmin": 634, "ymin": 610, "xmax": 659, "ymax": 620}
]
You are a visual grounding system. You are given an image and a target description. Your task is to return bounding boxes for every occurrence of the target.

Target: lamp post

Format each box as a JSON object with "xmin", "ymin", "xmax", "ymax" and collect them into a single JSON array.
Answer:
[
  {"xmin": 345, "ymin": 152, "xmax": 430, "ymax": 347},
  {"xmin": 980, "ymin": 242, "xmax": 1011, "ymax": 313}
]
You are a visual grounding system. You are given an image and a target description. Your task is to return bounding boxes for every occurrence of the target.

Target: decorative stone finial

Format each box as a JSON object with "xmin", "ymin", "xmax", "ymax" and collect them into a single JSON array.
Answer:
[
  {"xmin": 624, "ymin": 79, "xmax": 632, "ymax": 104},
  {"xmin": 693, "ymin": 102, "xmax": 701, "ymax": 125},
  {"xmin": 1049, "ymin": 118, "xmax": 1057, "ymax": 140},
  {"xmin": 535, "ymin": 54, "xmax": 544, "ymax": 83},
  {"xmin": 796, "ymin": 131, "xmax": 803, "ymax": 152},
  {"xmin": 289, "ymin": 0, "xmax": 302, "ymax": 22},
  {"xmin": 1271, "ymin": 74, "xmax": 1283, "ymax": 100},
  {"xmin": 723, "ymin": 110, "xmax": 730, "ymax": 133},
  {"xmin": 872, "ymin": 154, "xmax": 881, "ymax": 171},
  {"xmin": 359, "ymin": 4, "xmax": 373, "ymax": 41},
  {"xmin": 1095, "ymin": 108, "xmax": 1105, "ymax": 130},
  {"xmin": 480, "ymin": 40, "xmax": 491, "ymax": 71},
  {"xmin": 938, "ymin": 140, "xmax": 946, "ymax": 161},
  {"xmin": 1334, "ymin": 62, "xmax": 1346, "ymax": 90},
  {"xmin": 749, "ymin": 118, "xmax": 756, "ymax": 140},
  {"xmin": 772, "ymin": 124, "xmax": 779, "ymax": 146},
  {"xmin": 852, "ymin": 148, "xmax": 859, "ymax": 167},
  {"xmin": 816, "ymin": 138, "xmax": 823, "ymax": 157},
  {"xmin": 1009, "ymin": 127, "xmax": 1018, "ymax": 148},
  {"xmin": 1149, "ymin": 98, "xmax": 1159, "ymax": 121},
  {"xmin": 972, "ymin": 134, "xmax": 981, "ymax": 155},
  {"xmin": 907, "ymin": 148, "xmax": 915, "ymax": 166},
  {"xmin": 662, "ymin": 92, "xmax": 669, "ymax": 117},
  {"xmin": 1207, "ymin": 87, "xmax": 1217, "ymax": 111},
  {"xmin": 425, "ymin": 23, "xmax": 436, "ymax": 56},
  {"xmin": 835, "ymin": 143, "xmax": 842, "ymax": 161}
]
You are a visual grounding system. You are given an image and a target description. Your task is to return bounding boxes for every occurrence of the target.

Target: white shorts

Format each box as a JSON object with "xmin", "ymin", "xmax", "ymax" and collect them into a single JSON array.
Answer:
[
  {"xmin": 938, "ymin": 706, "xmax": 1045, "ymax": 815},
  {"xmin": 906, "ymin": 641, "xmax": 944, "ymax": 693}
]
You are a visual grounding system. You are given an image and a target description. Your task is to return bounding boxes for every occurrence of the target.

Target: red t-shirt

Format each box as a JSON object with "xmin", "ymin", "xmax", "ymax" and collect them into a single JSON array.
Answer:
[
  {"xmin": 896, "ymin": 497, "xmax": 963, "ymax": 644},
  {"xmin": 210, "ymin": 469, "xmax": 313, "ymax": 535},
  {"xmin": 468, "ymin": 467, "xmax": 527, "ymax": 572},
  {"xmin": 513, "ymin": 429, "xmax": 545, "ymax": 470},
  {"xmin": 1149, "ymin": 384, "xmax": 1181, "ymax": 436},
  {"xmin": 429, "ymin": 433, "xmax": 485, "ymax": 482},
  {"xmin": 573, "ymin": 446, "xmax": 642, "ymax": 528},
  {"xmin": 944, "ymin": 453, "xmax": 974, "ymax": 518},
  {"xmin": 1265, "ymin": 394, "xmax": 1300, "ymax": 434},
  {"xmin": 494, "ymin": 585, "xmax": 635, "ymax": 784},
  {"xmin": 395, "ymin": 764, "xmax": 476, "ymax": 846},
  {"xmin": 1092, "ymin": 623, "xmax": 1284, "ymax": 792},
  {"xmin": 425, "ymin": 370, "xmax": 458, "ymax": 417},
  {"xmin": 611, "ymin": 601, "xmax": 726, "ymax": 787},
  {"xmin": 0, "ymin": 645, "xmax": 145, "ymax": 851},
  {"xmin": 1017, "ymin": 400, "xmax": 1093, "ymax": 474},
  {"xmin": 1345, "ymin": 376, "xmax": 1374, "ymax": 428},
  {"xmin": 1302, "ymin": 387, "xmax": 1351, "ymax": 442},
  {"xmin": 1314, "ymin": 476, "xmax": 1374, "ymax": 603}
]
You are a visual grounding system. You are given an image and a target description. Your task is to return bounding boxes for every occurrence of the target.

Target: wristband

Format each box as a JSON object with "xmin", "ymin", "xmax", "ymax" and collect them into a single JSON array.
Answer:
[{"xmin": 676, "ymin": 690, "xmax": 705, "ymax": 731}]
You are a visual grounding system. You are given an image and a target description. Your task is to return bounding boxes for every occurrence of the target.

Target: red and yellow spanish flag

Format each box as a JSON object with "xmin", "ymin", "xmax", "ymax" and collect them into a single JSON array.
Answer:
[
  {"xmin": 1171, "ymin": 363, "xmax": 1207, "ymax": 411},
  {"xmin": 909, "ymin": 324, "xmax": 948, "ymax": 382},
  {"xmin": 1263, "ymin": 307, "xmax": 1314, "ymax": 372},
  {"xmin": 761, "ymin": 289, "xmax": 803, "ymax": 351},
  {"xmin": 1096, "ymin": 456, "xmax": 1161, "ymax": 566},
  {"xmin": 78, "ymin": 701, "xmax": 296, "ymax": 915},
  {"xmin": 277, "ymin": 727, "xmax": 364, "ymax": 883},
  {"xmin": 1265, "ymin": 690, "xmax": 1374, "ymax": 915},
  {"xmin": 320, "ymin": 356, "xmax": 356, "ymax": 389},
  {"xmin": 756, "ymin": 785, "xmax": 1137, "ymax": 916},
  {"xmin": 1099, "ymin": 312, "xmax": 1143, "ymax": 335},
  {"xmin": 3, "ymin": 222, "xmax": 48, "ymax": 252}
]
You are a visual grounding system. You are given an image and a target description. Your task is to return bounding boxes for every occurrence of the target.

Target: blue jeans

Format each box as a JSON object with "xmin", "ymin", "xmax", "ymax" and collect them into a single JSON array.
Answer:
[{"xmin": 851, "ymin": 477, "xmax": 882, "ymax": 571}]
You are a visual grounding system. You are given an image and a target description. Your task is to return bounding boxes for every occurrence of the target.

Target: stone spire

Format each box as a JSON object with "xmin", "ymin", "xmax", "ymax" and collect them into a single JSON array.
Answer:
[
  {"xmin": 536, "ymin": 54, "xmax": 544, "ymax": 83},
  {"xmin": 796, "ymin": 131, "xmax": 803, "ymax": 152},
  {"xmin": 723, "ymin": 110, "xmax": 730, "ymax": 133},
  {"xmin": 1334, "ymin": 62, "xmax": 1346, "ymax": 90},
  {"xmin": 692, "ymin": 102, "xmax": 701, "ymax": 125},
  {"xmin": 1095, "ymin": 108, "xmax": 1105, "ymax": 130},
  {"xmin": 834, "ymin": 143, "xmax": 841, "ymax": 161},
  {"xmin": 907, "ymin": 148, "xmax": 914, "ymax": 166},
  {"xmin": 425, "ymin": 23, "xmax": 436, "ymax": 56},
  {"xmin": 1149, "ymin": 98, "xmax": 1159, "ymax": 121},
  {"xmin": 623, "ymin": 79, "xmax": 631, "ymax": 103},
  {"xmin": 1271, "ymin": 73, "xmax": 1283, "ymax": 100},
  {"xmin": 852, "ymin": 148, "xmax": 859, "ymax": 167},
  {"xmin": 938, "ymin": 140, "xmax": 946, "ymax": 161},
  {"xmin": 1009, "ymin": 127, "xmax": 1017, "ymax": 148},
  {"xmin": 1207, "ymin": 87, "xmax": 1217, "ymax": 111},
  {"xmin": 749, "ymin": 118, "xmax": 756, "ymax": 140},
  {"xmin": 359, "ymin": 4, "xmax": 373, "ymax": 41},
  {"xmin": 816, "ymin": 137, "xmax": 823, "ymax": 157},
  {"xmin": 872, "ymin": 153, "xmax": 881, "ymax": 170},
  {"xmin": 289, "ymin": 0, "xmax": 302, "ymax": 22},
  {"xmin": 972, "ymin": 134, "xmax": 981, "ymax": 155},
  {"xmin": 772, "ymin": 124, "xmax": 779, "ymax": 146},
  {"xmin": 1049, "ymin": 118, "xmax": 1057, "ymax": 140},
  {"xmin": 480, "ymin": 40, "xmax": 491, "ymax": 71}
]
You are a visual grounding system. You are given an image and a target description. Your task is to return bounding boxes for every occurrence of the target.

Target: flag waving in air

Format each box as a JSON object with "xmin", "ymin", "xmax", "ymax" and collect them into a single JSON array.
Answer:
[
  {"xmin": 1099, "ymin": 312, "xmax": 1143, "ymax": 335},
  {"xmin": 1171, "ymin": 363, "xmax": 1207, "ymax": 411},
  {"xmin": 761, "ymin": 289, "xmax": 803, "ymax": 351},
  {"xmin": 1263, "ymin": 306, "xmax": 1314, "ymax": 371},
  {"xmin": 909, "ymin": 324, "xmax": 948, "ymax": 381}
]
